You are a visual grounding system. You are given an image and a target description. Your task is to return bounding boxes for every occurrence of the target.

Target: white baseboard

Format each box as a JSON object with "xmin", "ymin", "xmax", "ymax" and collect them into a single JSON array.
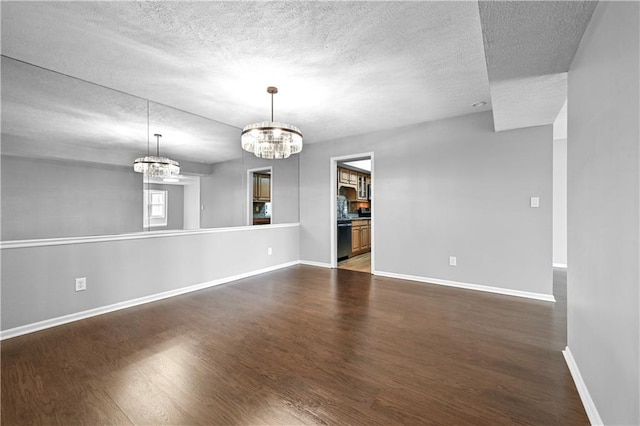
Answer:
[
  {"xmin": 563, "ymin": 346, "xmax": 603, "ymax": 426},
  {"xmin": 298, "ymin": 260, "xmax": 333, "ymax": 268},
  {"xmin": 0, "ymin": 260, "xmax": 299, "ymax": 341},
  {"xmin": 553, "ymin": 263, "xmax": 568, "ymax": 269},
  {"xmin": 373, "ymin": 270, "xmax": 556, "ymax": 302}
]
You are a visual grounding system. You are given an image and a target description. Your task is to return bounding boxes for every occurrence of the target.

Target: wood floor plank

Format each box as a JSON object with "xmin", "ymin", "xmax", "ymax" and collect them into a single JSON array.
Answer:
[
  {"xmin": 1, "ymin": 266, "xmax": 587, "ymax": 425},
  {"xmin": 338, "ymin": 252, "xmax": 371, "ymax": 273}
]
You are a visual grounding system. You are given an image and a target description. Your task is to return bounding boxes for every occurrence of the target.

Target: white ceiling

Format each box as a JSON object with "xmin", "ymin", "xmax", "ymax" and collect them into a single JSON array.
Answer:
[{"xmin": 1, "ymin": 1, "xmax": 596, "ymax": 166}]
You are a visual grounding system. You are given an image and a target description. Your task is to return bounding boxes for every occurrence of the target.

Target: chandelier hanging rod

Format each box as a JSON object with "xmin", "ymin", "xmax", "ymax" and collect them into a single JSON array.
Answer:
[
  {"xmin": 268, "ymin": 86, "xmax": 277, "ymax": 122},
  {"xmin": 154, "ymin": 133, "xmax": 162, "ymax": 156}
]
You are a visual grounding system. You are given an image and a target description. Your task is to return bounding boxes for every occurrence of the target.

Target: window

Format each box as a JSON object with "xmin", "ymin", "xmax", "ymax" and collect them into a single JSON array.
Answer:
[{"xmin": 143, "ymin": 189, "xmax": 167, "ymax": 228}]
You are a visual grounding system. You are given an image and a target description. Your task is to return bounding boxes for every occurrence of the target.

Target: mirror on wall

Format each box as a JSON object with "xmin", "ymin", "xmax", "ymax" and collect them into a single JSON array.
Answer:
[
  {"xmin": 141, "ymin": 101, "xmax": 242, "ymax": 231},
  {"xmin": 1, "ymin": 55, "xmax": 299, "ymax": 241},
  {"xmin": 242, "ymin": 152, "xmax": 300, "ymax": 226}
]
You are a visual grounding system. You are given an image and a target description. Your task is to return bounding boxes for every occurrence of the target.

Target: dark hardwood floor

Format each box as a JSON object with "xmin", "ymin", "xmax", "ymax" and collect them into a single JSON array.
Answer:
[{"xmin": 1, "ymin": 266, "xmax": 587, "ymax": 425}]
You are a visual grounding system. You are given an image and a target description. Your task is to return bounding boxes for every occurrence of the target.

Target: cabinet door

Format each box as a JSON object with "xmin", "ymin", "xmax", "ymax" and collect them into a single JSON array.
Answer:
[
  {"xmin": 357, "ymin": 174, "xmax": 364, "ymax": 199},
  {"xmin": 361, "ymin": 225, "xmax": 369, "ymax": 249},
  {"xmin": 339, "ymin": 168, "xmax": 351, "ymax": 185},
  {"xmin": 352, "ymin": 225, "xmax": 361, "ymax": 252},
  {"xmin": 356, "ymin": 173, "xmax": 370, "ymax": 200},
  {"xmin": 254, "ymin": 174, "xmax": 271, "ymax": 201},
  {"xmin": 258, "ymin": 175, "xmax": 270, "ymax": 200},
  {"xmin": 349, "ymin": 170, "xmax": 358, "ymax": 185}
]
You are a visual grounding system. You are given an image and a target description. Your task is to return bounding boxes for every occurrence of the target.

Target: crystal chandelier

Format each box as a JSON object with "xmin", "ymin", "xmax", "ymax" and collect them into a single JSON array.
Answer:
[
  {"xmin": 134, "ymin": 101, "xmax": 180, "ymax": 177},
  {"xmin": 241, "ymin": 86, "xmax": 303, "ymax": 159}
]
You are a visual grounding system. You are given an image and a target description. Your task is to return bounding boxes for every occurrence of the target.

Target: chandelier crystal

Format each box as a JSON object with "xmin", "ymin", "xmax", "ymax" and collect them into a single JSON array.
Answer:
[
  {"xmin": 241, "ymin": 87, "xmax": 303, "ymax": 159},
  {"xmin": 134, "ymin": 102, "xmax": 180, "ymax": 177},
  {"xmin": 133, "ymin": 157, "xmax": 179, "ymax": 177}
]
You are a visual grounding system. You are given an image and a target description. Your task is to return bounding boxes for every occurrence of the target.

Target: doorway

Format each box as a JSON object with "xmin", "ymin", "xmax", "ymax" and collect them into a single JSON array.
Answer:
[
  {"xmin": 247, "ymin": 167, "xmax": 273, "ymax": 226},
  {"xmin": 330, "ymin": 153, "xmax": 374, "ymax": 273}
]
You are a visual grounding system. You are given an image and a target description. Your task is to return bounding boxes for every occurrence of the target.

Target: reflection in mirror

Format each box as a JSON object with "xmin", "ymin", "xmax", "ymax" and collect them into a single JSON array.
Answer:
[
  {"xmin": 1, "ymin": 56, "xmax": 147, "ymax": 240},
  {"xmin": 1, "ymin": 55, "xmax": 261, "ymax": 241},
  {"xmin": 142, "ymin": 175, "xmax": 201, "ymax": 231},
  {"xmin": 143, "ymin": 101, "xmax": 242, "ymax": 231},
  {"xmin": 1, "ymin": 55, "xmax": 299, "ymax": 241},
  {"xmin": 247, "ymin": 167, "xmax": 272, "ymax": 225},
  {"xmin": 242, "ymin": 150, "xmax": 300, "ymax": 225}
]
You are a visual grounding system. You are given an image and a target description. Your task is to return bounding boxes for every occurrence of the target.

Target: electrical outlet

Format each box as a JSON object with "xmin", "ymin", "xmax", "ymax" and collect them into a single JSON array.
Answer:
[
  {"xmin": 75, "ymin": 277, "xmax": 87, "ymax": 292},
  {"xmin": 530, "ymin": 197, "xmax": 540, "ymax": 208},
  {"xmin": 267, "ymin": 247, "xmax": 273, "ymax": 255},
  {"xmin": 449, "ymin": 256, "xmax": 457, "ymax": 266}
]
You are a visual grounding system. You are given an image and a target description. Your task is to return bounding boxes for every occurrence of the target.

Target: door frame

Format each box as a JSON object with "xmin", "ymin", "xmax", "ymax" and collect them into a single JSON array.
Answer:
[
  {"xmin": 330, "ymin": 152, "xmax": 375, "ymax": 271},
  {"xmin": 246, "ymin": 166, "xmax": 273, "ymax": 226}
]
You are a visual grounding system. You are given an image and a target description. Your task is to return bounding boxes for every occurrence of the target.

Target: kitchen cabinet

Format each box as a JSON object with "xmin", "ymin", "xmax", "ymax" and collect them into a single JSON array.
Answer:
[
  {"xmin": 351, "ymin": 219, "xmax": 371, "ymax": 255},
  {"xmin": 361, "ymin": 224, "xmax": 370, "ymax": 250},
  {"xmin": 253, "ymin": 173, "xmax": 271, "ymax": 201},
  {"xmin": 338, "ymin": 167, "xmax": 358, "ymax": 186},
  {"xmin": 338, "ymin": 167, "xmax": 370, "ymax": 201},
  {"xmin": 357, "ymin": 173, "xmax": 369, "ymax": 200},
  {"xmin": 352, "ymin": 225, "xmax": 361, "ymax": 252}
]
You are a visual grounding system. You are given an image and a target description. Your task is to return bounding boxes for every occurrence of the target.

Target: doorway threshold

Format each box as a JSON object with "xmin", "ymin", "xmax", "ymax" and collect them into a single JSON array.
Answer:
[{"xmin": 337, "ymin": 252, "xmax": 371, "ymax": 274}]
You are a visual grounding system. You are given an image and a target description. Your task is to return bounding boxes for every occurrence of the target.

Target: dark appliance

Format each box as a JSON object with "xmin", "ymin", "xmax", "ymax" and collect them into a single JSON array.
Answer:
[
  {"xmin": 337, "ymin": 220, "xmax": 352, "ymax": 259},
  {"xmin": 358, "ymin": 207, "xmax": 371, "ymax": 217}
]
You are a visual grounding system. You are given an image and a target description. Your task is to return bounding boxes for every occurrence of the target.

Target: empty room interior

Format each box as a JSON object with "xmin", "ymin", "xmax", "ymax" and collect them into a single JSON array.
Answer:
[{"xmin": 1, "ymin": 1, "xmax": 638, "ymax": 425}]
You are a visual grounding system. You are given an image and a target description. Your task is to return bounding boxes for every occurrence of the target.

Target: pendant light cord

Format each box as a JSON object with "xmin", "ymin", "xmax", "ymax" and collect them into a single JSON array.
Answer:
[{"xmin": 271, "ymin": 92, "xmax": 274, "ymax": 122}]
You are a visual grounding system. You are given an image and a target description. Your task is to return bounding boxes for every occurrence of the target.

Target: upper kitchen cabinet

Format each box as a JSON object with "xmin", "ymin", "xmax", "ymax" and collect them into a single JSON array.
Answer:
[
  {"xmin": 357, "ymin": 174, "xmax": 370, "ymax": 201},
  {"xmin": 339, "ymin": 166, "xmax": 370, "ymax": 201},
  {"xmin": 253, "ymin": 173, "xmax": 271, "ymax": 201},
  {"xmin": 338, "ymin": 167, "xmax": 358, "ymax": 186}
]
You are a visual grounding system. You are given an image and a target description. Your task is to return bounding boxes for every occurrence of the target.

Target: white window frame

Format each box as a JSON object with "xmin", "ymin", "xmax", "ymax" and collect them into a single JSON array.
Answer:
[{"xmin": 143, "ymin": 189, "xmax": 168, "ymax": 228}]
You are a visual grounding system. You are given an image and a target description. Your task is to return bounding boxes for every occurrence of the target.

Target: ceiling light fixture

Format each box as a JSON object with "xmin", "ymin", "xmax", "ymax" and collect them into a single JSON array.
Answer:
[
  {"xmin": 134, "ymin": 102, "xmax": 180, "ymax": 177},
  {"xmin": 241, "ymin": 86, "xmax": 303, "ymax": 159},
  {"xmin": 472, "ymin": 101, "xmax": 487, "ymax": 108}
]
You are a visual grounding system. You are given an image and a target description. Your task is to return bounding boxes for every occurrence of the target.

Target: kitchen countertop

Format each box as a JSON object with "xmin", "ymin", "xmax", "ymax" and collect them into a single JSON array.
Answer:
[{"xmin": 338, "ymin": 217, "xmax": 371, "ymax": 221}]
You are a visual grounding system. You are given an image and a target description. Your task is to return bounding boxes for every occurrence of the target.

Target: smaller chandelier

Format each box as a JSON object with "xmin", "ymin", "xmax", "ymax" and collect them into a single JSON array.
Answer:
[
  {"xmin": 241, "ymin": 86, "xmax": 303, "ymax": 159},
  {"xmin": 134, "ymin": 133, "xmax": 180, "ymax": 177}
]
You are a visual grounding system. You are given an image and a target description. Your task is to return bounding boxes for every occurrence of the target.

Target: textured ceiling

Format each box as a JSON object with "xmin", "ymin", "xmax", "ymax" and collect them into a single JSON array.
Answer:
[
  {"xmin": 1, "ymin": 57, "xmax": 241, "ymax": 167},
  {"xmin": 479, "ymin": 1, "xmax": 597, "ymax": 132},
  {"xmin": 1, "ymin": 1, "xmax": 596, "ymax": 166}
]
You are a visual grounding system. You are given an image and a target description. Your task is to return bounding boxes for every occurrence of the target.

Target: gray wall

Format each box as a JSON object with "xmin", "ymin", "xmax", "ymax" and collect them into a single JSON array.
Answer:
[
  {"xmin": 148, "ymin": 183, "xmax": 184, "ymax": 231},
  {"xmin": 243, "ymin": 154, "xmax": 300, "ymax": 224},
  {"xmin": 553, "ymin": 138, "xmax": 567, "ymax": 266},
  {"xmin": 1, "ymin": 155, "xmax": 142, "ymax": 240},
  {"xmin": 201, "ymin": 154, "xmax": 300, "ymax": 228},
  {"xmin": 300, "ymin": 111, "xmax": 553, "ymax": 296},
  {"xmin": 567, "ymin": 2, "xmax": 640, "ymax": 425},
  {"xmin": 1, "ymin": 225, "xmax": 300, "ymax": 331},
  {"xmin": 200, "ymin": 158, "xmax": 245, "ymax": 228}
]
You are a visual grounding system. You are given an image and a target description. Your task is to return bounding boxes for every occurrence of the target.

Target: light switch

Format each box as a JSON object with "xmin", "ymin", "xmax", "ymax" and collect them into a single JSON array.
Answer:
[{"xmin": 530, "ymin": 197, "xmax": 540, "ymax": 208}]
